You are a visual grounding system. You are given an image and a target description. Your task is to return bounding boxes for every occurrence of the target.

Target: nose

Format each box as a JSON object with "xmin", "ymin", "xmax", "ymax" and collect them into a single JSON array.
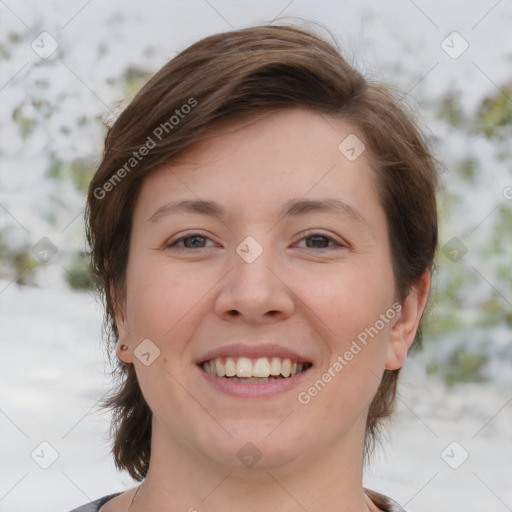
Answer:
[{"xmin": 213, "ymin": 242, "xmax": 295, "ymax": 324}]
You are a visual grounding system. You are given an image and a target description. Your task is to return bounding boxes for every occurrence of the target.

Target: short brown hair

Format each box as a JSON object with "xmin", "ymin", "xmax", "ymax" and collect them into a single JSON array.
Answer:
[{"xmin": 86, "ymin": 22, "xmax": 438, "ymax": 481}]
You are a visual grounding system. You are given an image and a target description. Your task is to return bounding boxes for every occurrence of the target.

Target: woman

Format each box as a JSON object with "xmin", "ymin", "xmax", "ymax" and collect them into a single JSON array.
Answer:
[{"xmin": 72, "ymin": 22, "xmax": 438, "ymax": 512}]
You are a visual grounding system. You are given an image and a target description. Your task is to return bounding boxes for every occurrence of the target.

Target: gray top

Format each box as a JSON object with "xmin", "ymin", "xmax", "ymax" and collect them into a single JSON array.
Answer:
[
  {"xmin": 68, "ymin": 493, "xmax": 121, "ymax": 512},
  {"xmin": 68, "ymin": 488, "xmax": 407, "ymax": 511}
]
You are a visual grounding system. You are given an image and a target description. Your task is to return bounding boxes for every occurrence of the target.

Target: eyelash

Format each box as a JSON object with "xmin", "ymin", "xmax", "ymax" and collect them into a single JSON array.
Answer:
[{"xmin": 165, "ymin": 230, "xmax": 345, "ymax": 252}]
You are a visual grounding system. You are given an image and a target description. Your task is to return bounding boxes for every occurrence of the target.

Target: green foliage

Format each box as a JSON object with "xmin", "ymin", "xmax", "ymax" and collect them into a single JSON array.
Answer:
[
  {"xmin": 437, "ymin": 91, "xmax": 466, "ymax": 127},
  {"xmin": 13, "ymin": 251, "xmax": 39, "ymax": 285},
  {"xmin": 437, "ymin": 187, "xmax": 463, "ymax": 221},
  {"xmin": 480, "ymin": 206, "xmax": 512, "ymax": 327},
  {"xmin": 427, "ymin": 347, "xmax": 489, "ymax": 387},
  {"xmin": 0, "ymin": 43, "xmax": 11, "ymax": 59},
  {"xmin": 64, "ymin": 250, "xmax": 94, "ymax": 290},
  {"xmin": 8, "ymin": 32, "xmax": 21, "ymax": 43},
  {"xmin": 0, "ymin": 244, "xmax": 40, "ymax": 285},
  {"xmin": 122, "ymin": 65, "xmax": 152, "ymax": 100},
  {"xmin": 47, "ymin": 152, "xmax": 65, "ymax": 179},
  {"xmin": 479, "ymin": 298, "xmax": 512, "ymax": 328},
  {"xmin": 422, "ymin": 77, "xmax": 512, "ymax": 383},
  {"xmin": 423, "ymin": 261, "xmax": 468, "ymax": 339},
  {"xmin": 69, "ymin": 158, "xmax": 96, "ymax": 194},
  {"xmin": 473, "ymin": 83, "xmax": 512, "ymax": 139},
  {"xmin": 12, "ymin": 107, "xmax": 37, "ymax": 139},
  {"xmin": 46, "ymin": 152, "xmax": 96, "ymax": 194},
  {"xmin": 453, "ymin": 156, "xmax": 478, "ymax": 183}
]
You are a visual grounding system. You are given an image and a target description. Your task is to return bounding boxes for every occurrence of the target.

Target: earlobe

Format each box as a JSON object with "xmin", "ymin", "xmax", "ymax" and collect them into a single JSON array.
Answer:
[
  {"xmin": 115, "ymin": 339, "xmax": 133, "ymax": 363},
  {"xmin": 114, "ymin": 312, "xmax": 134, "ymax": 363},
  {"xmin": 385, "ymin": 270, "xmax": 431, "ymax": 370},
  {"xmin": 111, "ymin": 280, "xmax": 133, "ymax": 364}
]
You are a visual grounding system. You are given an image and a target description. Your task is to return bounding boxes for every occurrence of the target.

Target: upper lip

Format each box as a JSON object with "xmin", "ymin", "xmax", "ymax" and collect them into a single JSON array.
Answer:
[{"xmin": 196, "ymin": 343, "xmax": 313, "ymax": 364}]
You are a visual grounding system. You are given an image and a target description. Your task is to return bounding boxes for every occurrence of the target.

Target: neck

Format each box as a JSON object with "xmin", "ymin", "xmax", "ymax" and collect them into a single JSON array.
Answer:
[{"xmin": 131, "ymin": 418, "xmax": 375, "ymax": 512}]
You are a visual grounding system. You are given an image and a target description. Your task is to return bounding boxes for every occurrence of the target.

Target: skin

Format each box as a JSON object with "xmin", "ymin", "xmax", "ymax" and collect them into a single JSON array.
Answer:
[{"xmin": 102, "ymin": 107, "xmax": 430, "ymax": 512}]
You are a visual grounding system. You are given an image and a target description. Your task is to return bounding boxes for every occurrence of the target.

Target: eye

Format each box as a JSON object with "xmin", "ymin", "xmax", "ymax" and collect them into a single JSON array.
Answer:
[
  {"xmin": 165, "ymin": 233, "xmax": 216, "ymax": 251},
  {"xmin": 295, "ymin": 230, "xmax": 345, "ymax": 250},
  {"xmin": 165, "ymin": 230, "xmax": 346, "ymax": 252}
]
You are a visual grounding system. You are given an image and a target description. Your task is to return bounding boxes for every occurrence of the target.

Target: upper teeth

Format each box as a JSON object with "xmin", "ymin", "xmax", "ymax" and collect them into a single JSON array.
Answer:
[{"xmin": 202, "ymin": 357, "xmax": 307, "ymax": 378}]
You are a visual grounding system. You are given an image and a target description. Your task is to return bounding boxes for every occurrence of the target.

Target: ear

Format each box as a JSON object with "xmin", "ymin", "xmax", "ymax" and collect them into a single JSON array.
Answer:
[
  {"xmin": 386, "ymin": 270, "xmax": 431, "ymax": 370},
  {"xmin": 110, "ymin": 279, "xmax": 134, "ymax": 364}
]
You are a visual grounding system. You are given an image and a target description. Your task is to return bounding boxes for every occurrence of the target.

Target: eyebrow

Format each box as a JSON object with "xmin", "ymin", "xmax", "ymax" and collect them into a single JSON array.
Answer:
[{"xmin": 147, "ymin": 198, "xmax": 369, "ymax": 228}]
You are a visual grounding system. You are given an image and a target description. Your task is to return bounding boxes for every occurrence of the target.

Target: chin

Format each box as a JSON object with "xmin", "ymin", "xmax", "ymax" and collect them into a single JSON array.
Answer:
[{"xmin": 198, "ymin": 429, "xmax": 306, "ymax": 472}]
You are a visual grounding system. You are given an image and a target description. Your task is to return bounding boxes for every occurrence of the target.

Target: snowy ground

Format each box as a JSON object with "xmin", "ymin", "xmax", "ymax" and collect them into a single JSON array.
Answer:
[{"xmin": 1, "ymin": 1, "xmax": 512, "ymax": 511}]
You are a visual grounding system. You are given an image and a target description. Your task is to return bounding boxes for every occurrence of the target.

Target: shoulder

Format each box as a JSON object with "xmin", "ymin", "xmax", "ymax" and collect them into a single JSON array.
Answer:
[
  {"xmin": 365, "ymin": 488, "xmax": 408, "ymax": 512},
  {"xmin": 67, "ymin": 493, "xmax": 123, "ymax": 512}
]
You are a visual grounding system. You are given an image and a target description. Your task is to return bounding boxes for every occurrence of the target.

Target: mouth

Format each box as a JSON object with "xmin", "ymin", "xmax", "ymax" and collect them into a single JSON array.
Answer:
[{"xmin": 199, "ymin": 356, "xmax": 313, "ymax": 383}]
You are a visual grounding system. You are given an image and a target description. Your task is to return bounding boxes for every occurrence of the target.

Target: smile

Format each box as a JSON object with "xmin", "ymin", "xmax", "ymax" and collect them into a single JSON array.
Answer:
[{"xmin": 201, "ymin": 356, "xmax": 312, "ymax": 382}]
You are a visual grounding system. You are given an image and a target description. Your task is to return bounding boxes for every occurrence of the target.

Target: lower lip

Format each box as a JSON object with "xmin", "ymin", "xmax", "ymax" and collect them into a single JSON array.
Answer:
[{"xmin": 197, "ymin": 365, "xmax": 311, "ymax": 397}]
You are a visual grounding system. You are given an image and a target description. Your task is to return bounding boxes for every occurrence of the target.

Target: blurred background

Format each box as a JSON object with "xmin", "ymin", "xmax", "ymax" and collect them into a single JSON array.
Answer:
[{"xmin": 0, "ymin": 1, "xmax": 511, "ymax": 511}]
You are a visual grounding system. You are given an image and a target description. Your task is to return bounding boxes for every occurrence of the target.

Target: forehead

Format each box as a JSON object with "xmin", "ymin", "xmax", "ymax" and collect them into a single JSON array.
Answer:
[{"xmin": 133, "ymin": 107, "xmax": 381, "ymax": 225}]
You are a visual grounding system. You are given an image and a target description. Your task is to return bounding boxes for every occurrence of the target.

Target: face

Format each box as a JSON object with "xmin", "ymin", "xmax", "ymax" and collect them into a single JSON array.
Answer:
[{"xmin": 115, "ymin": 107, "xmax": 424, "ymax": 471}]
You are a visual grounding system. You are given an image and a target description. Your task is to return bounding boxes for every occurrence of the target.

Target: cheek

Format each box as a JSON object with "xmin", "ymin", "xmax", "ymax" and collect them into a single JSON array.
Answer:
[
  {"xmin": 298, "ymin": 263, "xmax": 394, "ymax": 346},
  {"xmin": 125, "ymin": 255, "xmax": 212, "ymax": 339}
]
